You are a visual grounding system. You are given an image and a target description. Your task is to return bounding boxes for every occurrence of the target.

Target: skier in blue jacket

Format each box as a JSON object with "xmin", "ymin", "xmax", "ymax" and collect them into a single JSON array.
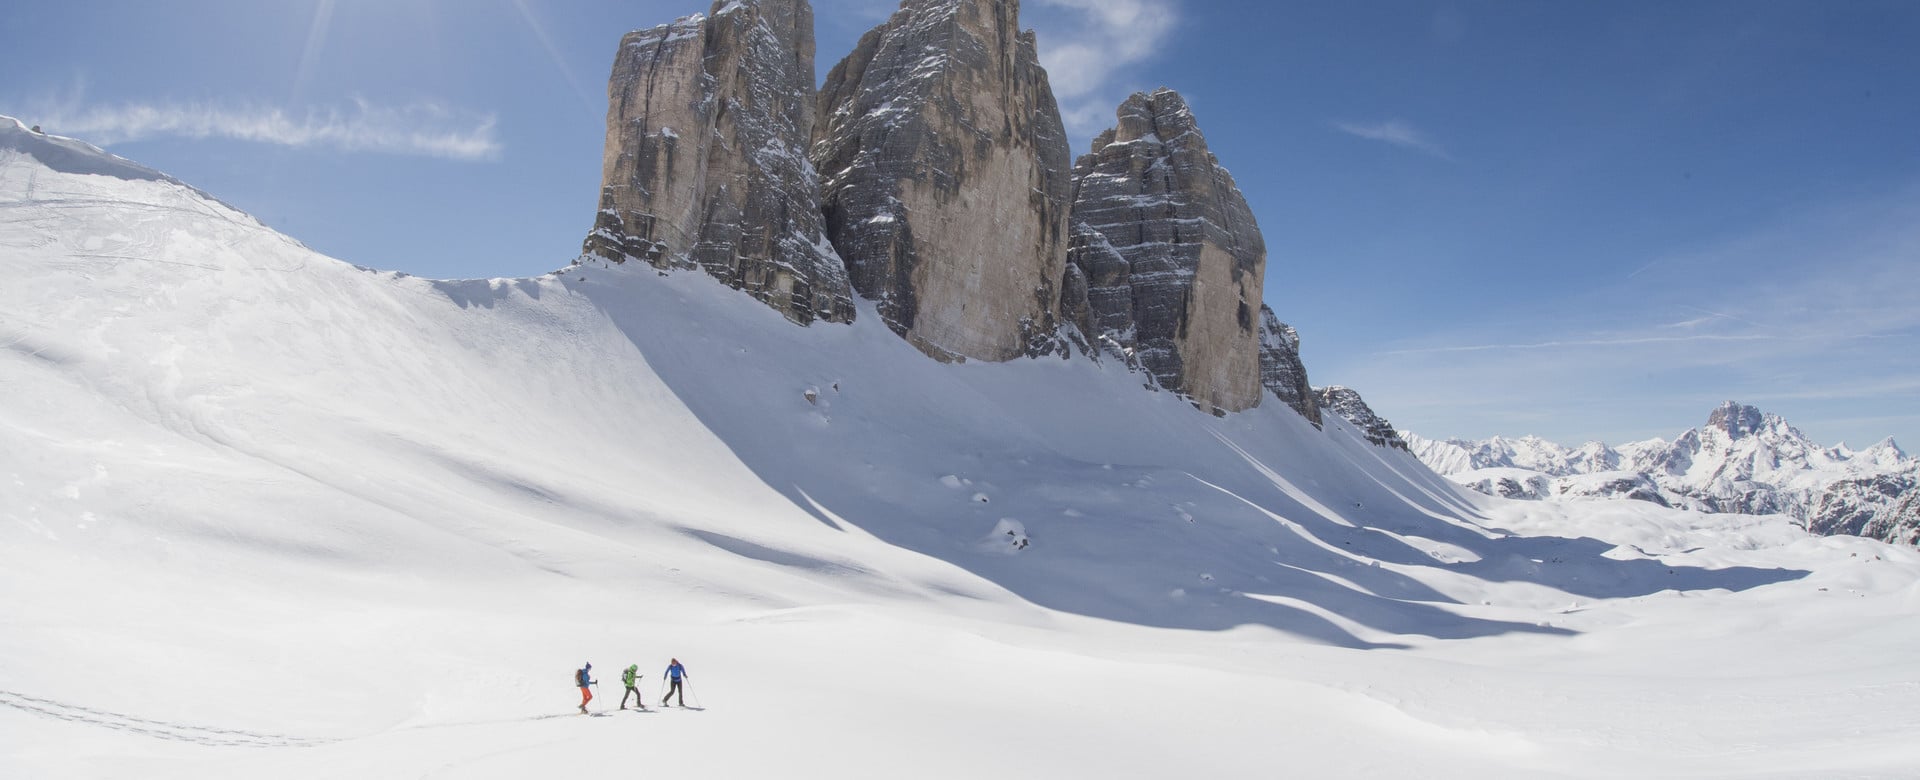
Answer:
[{"xmin": 661, "ymin": 658, "xmax": 688, "ymax": 706}]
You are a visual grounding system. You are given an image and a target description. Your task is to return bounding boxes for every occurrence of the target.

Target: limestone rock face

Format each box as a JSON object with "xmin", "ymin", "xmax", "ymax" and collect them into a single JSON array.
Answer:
[
  {"xmin": 812, "ymin": 0, "xmax": 1072, "ymax": 361},
  {"xmin": 585, "ymin": 0, "xmax": 854, "ymax": 325},
  {"xmin": 1065, "ymin": 88, "xmax": 1266, "ymax": 415},
  {"xmin": 1810, "ymin": 473, "xmax": 1920, "ymax": 547},
  {"xmin": 1315, "ymin": 386, "xmax": 1409, "ymax": 450},
  {"xmin": 1256, "ymin": 305, "xmax": 1320, "ymax": 425}
]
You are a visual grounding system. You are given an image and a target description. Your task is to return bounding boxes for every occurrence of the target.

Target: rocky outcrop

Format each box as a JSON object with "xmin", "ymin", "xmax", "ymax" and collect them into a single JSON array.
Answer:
[
  {"xmin": 1256, "ymin": 305, "xmax": 1319, "ymax": 424},
  {"xmin": 1315, "ymin": 386, "xmax": 1408, "ymax": 450},
  {"xmin": 1554, "ymin": 472, "xmax": 1671, "ymax": 506},
  {"xmin": 1810, "ymin": 473, "xmax": 1920, "ymax": 547},
  {"xmin": 1064, "ymin": 88, "xmax": 1266, "ymax": 414},
  {"xmin": 1456, "ymin": 470, "xmax": 1554, "ymax": 501},
  {"xmin": 812, "ymin": 0, "xmax": 1072, "ymax": 362},
  {"xmin": 585, "ymin": 0, "xmax": 854, "ymax": 325}
]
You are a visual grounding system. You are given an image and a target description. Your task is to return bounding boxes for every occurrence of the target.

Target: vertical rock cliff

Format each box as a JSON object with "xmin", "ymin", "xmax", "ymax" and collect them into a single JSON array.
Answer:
[
  {"xmin": 812, "ymin": 0, "xmax": 1072, "ymax": 361},
  {"xmin": 1256, "ymin": 305, "xmax": 1320, "ymax": 425},
  {"xmin": 585, "ymin": 0, "xmax": 854, "ymax": 325},
  {"xmin": 1064, "ymin": 88, "xmax": 1266, "ymax": 415}
]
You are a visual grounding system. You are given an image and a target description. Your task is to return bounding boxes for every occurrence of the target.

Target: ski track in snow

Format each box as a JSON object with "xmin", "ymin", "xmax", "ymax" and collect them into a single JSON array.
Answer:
[
  {"xmin": 0, "ymin": 689, "xmax": 704, "ymax": 751},
  {"xmin": 0, "ymin": 690, "xmax": 332, "ymax": 749}
]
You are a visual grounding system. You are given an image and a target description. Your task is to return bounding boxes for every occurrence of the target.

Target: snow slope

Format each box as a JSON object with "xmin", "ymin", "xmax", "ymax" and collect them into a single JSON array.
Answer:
[{"xmin": 5, "ymin": 117, "xmax": 1920, "ymax": 778}]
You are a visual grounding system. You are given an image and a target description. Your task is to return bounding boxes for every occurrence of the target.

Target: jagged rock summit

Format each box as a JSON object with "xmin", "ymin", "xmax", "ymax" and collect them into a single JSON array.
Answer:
[
  {"xmin": 812, "ymin": 0, "xmax": 1073, "ymax": 362},
  {"xmin": 1315, "ymin": 386, "xmax": 1408, "ymax": 450},
  {"xmin": 584, "ymin": 0, "xmax": 855, "ymax": 325},
  {"xmin": 1706, "ymin": 400, "xmax": 1770, "ymax": 440},
  {"xmin": 1064, "ymin": 88, "xmax": 1268, "ymax": 415}
]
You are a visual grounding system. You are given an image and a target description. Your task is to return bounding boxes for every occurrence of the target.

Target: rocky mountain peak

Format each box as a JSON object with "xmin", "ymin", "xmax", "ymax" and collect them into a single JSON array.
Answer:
[
  {"xmin": 1705, "ymin": 401, "xmax": 1768, "ymax": 440},
  {"xmin": 1315, "ymin": 386, "xmax": 1408, "ymax": 450},
  {"xmin": 584, "ymin": 0, "xmax": 855, "ymax": 326},
  {"xmin": 1858, "ymin": 437, "xmax": 1910, "ymax": 468},
  {"xmin": 1063, "ymin": 87, "xmax": 1267, "ymax": 415},
  {"xmin": 812, "ymin": 0, "xmax": 1072, "ymax": 362},
  {"xmin": 1108, "ymin": 87, "xmax": 1197, "ymax": 149}
]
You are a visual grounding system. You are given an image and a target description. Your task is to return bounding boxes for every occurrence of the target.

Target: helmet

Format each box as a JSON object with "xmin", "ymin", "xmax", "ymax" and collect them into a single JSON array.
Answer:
[{"xmin": 584, "ymin": 662, "xmax": 592, "ymax": 669}]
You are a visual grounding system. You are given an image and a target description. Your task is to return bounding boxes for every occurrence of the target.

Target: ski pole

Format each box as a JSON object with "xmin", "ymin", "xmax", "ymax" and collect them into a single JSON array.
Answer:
[{"xmin": 688, "ymin": 680, "xmax": 702, "ymax": 708}]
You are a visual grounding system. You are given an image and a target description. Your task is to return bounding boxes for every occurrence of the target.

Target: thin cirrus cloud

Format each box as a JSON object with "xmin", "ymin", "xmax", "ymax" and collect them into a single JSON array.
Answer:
[
  {"xmin": 1331, "ymin": 119, "xmax": 1452, "ymax": 160},
  {"xmin": 1033, "ymin": 0, "xmax": 1179, "ymax": 140},
  {"xmin": 1381, "ymin": 333, "xmax": 1772, "ymax": 356},
  {"xmin": 39, "ymin": 98, "xmax": 502, "ymax": 161}
]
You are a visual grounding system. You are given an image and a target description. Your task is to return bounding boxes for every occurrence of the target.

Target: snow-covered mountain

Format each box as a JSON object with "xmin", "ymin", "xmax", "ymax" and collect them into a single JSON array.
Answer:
[
  {"xmin": 8, "ymin": 109, "xmax": 1920, "ymax": 776},
  {"xmin": 1409, "ymin": 402, "xmax": 1920, "ymax": 546}
]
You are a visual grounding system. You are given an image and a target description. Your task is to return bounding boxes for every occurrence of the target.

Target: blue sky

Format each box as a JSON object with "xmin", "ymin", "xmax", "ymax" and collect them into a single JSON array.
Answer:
[{"xmin": 4, "ymin": 0, "xmax": 1917, "ymax": 450}]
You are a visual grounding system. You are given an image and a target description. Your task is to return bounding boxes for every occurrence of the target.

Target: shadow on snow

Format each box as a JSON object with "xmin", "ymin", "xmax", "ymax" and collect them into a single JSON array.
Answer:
[{"xmin": 561, "ymin": 270, "xmax": 1808, "ymax": 650}]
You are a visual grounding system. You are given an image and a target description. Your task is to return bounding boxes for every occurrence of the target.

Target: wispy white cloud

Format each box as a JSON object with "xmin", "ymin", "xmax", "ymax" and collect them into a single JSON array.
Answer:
[
  {"xmin": 38, "ymin": 98, "xmax": 502, "ymax": 161},
  {"xmin": 1331, "ymin": 119, "xmax": 1452, "ymax": 160},
  {"xmin": 1671, "ymin": 304, "xmax": 1770, "ymax": 331},
  {"xmin": 1740, "ymin": 377, "xmax": 1920, "ymax": 404},
  {"xmin": 1382, "ymin": 333, "xmax": 1771, "ymax": 356},
  {"xmin": 508, "ymin": 0, "xmax": 599, "ymax": 121},
  {"xmin": 1031, "ymin": 0, "xmax": 1179, "ymax": 142}
]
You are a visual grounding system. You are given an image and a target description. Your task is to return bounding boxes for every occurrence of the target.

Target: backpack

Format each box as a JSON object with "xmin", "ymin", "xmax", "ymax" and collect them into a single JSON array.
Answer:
[{"xmin": 576, "ymin": 668, "xmax": 588, "ymax": 687}]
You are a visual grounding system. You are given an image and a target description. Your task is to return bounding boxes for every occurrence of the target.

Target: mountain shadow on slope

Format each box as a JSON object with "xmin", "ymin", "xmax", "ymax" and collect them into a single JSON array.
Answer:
[{"xmin": 562, "ymin": 269, "xmax": 1808, "ymax": 649}]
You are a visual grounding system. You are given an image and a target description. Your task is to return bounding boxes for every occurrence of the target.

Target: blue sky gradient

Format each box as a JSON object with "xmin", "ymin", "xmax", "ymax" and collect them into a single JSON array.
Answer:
[{"xmin": 5, "ymin": 0, "xmax": 1916, "ymax": 449}]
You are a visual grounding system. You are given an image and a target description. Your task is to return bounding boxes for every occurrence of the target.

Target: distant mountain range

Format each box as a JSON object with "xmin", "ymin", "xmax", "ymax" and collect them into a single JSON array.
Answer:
[{"xmin": 1407, "ymin": 402, "xmax": 1919, "ymax": 547}]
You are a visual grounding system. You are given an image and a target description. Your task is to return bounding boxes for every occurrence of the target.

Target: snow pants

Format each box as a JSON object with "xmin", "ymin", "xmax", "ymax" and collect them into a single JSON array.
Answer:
[
  {"xmin": 662, "ymin": 678, "xmax": 684, "ymax": 706},
  {"xmin": 622, "ymin": 685, "xmax": 643, "ymax": 708},
  {"xmin": 579, "ymin": 686, "xmax": 593, "ymax": 709}
]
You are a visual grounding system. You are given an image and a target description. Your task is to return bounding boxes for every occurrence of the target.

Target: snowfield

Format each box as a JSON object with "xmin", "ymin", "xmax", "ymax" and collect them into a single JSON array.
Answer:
[{"xmin": 4, "ymin": 118, "xmax": 1920, "ymax": 778}]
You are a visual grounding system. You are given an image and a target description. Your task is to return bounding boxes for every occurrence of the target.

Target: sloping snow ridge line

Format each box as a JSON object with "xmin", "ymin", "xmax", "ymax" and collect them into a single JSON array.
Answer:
[{"xmin": 4, "ymin": 116, "xmax": 1920, "ymax": 778}]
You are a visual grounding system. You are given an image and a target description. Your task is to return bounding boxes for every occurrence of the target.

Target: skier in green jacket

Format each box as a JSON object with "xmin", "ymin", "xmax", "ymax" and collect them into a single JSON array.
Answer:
[{"xmin": 620, "ymin": 664, "xmax": 644, "ymax": 710}]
